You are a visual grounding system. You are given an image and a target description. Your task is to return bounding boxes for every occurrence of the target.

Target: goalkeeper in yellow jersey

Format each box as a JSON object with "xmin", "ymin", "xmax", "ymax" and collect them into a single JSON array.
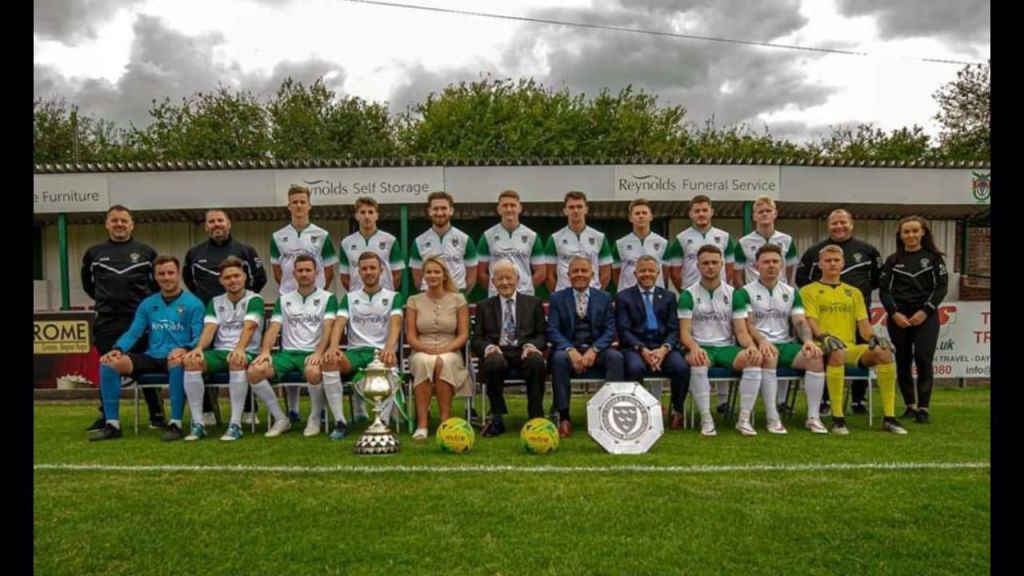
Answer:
[{"xmin": 799, "ymin": 244, "xmax": 908, "ymax": 435}]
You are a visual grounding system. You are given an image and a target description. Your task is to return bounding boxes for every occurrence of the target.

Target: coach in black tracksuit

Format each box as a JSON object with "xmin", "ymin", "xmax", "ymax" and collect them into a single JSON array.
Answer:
[
  {"xmin": 795, "ymin": 209, "xmax": 882, "ymax": 412},
  {"xmin": 183, "ymin": 208, "xmax": 268, "ymax": 419},
  {"xmin": 879, "ymin": 216, "xmax": 948, "ymax": 424},
  {"xmin": 81, "ymin": 205, "xmax": 163, "ymax": 430},
  {"xmin": 183, "ymin": 209, "xmax": 267, "ymax": 303}
]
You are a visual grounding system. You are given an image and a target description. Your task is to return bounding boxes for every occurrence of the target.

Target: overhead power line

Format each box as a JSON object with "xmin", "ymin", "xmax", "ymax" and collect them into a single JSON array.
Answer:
[{"xmin": 343, "ymin": 0, "xmax": 984, "ymax": 67}]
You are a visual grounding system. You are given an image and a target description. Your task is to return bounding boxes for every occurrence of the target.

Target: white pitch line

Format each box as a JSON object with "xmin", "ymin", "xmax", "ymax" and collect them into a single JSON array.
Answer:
[{"xmin": 34, "ymin": 462, "xmax": 990, "ymax": 475}]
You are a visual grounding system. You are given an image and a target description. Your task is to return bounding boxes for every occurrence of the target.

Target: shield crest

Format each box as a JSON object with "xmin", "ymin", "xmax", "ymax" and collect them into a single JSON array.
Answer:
[
  {"xmin": 612, "ymin": 405, "xmax": 639, "ymax": 435},
  {"xmin": 379, "ymin": 242, "xmax": 387, "ymax": 250},
  {"xmin": 588, "ymin": 237, "xmax": 596, "ymax": 245}
]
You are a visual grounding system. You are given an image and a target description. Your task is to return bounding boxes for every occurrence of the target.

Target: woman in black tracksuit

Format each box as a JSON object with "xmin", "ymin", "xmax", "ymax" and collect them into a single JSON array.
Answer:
[{"xmin": 879, "ymin": 216, "xmax": 949, "ymax": 424}]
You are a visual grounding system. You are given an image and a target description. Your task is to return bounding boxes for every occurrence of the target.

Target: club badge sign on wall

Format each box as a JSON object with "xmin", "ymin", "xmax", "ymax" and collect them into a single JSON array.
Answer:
[{"xmin": 587, "ymin": 382, "xmax": 664, "ymax": 454}]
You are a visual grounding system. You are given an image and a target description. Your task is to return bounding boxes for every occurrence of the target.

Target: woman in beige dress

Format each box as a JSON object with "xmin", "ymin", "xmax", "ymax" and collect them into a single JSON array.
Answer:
[{"xmin": 405, "ymin": 256, "xmax": 471, "ymax": 440}]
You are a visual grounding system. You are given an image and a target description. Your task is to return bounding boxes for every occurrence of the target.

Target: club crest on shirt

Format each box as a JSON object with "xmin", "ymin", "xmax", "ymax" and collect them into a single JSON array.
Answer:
[{"xmin": 379, "ymin": 241, "xmax": 387, "ymax": 251}]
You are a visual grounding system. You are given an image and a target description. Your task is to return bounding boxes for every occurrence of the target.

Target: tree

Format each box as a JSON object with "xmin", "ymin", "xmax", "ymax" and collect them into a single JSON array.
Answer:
[
  {"xmin": 267, "ymin": 77, "xmax": 398, "ymax": 160},
  {"xmin": 34, "ymin": 97, "xmax": 132, "ymax": 164},
  {"xmin": 685, "ymin": 119, "xmax": 811, "ymax": 160},
  {"xmin": 933, "ymin": 61, "xmax": 990, "ymax": 160},
  {"xmin": 397, "ymin": 77, "xmax": 688, "ymax": 159},
  {"xmin": 127, "ymin": 86, "xmax": 271, "ymax": 161},
  {"xmin": 806, "ymin": 124, "xmax": 933, "ymax": 161}
]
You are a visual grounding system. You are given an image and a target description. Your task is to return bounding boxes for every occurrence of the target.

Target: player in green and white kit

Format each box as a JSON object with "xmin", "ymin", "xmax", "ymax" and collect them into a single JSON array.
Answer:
[
  {"xmin": 732, "ymin": 195, "xmax": 801, "ymax": 408},
  {"xmin": 270, "ymin": 184, "xmax": 339, "ymax": 421},
  {"xmin": 732, "ymin": 195, "xmax": 799, "ymax": 287},
  {"xmin": 677, "ymin": 245, "xmax": 763, "ymax": 437},
  {"xmin": 338, "ymin": 196, "xmax": 404, "ymax": 293},
  {"xmin": 182, "ymin": 257, "xmax": 265, "ymax": 441},
  {"xmin": 477, "ymin": 190, "xmax": 546, "ymax": 296},
  {"xmin": 545, "ymin": 190, "xmax": 613, "ymax": 292},
  {"xmin": 666, "ymin": 194, "xmax": 737, "ymax": 291},
  {"xmin": 667, "ymin": 194, "xmax": 738, "ymax": 412},
  {"xmin": 247, "ymin": 254, "xmax": 339, "ymax": 438},
  {"xmin": 611, "ymin": 197, "xmax": 669, "ymax": 292},
  {"xmin": 409, "ymin": 191, "xmax": 478, "ymax": 293},
  {"xmin": 739, "ymin": 244, "xmax": 828, "ymax": 435},
  {"xmin": 324, "ymin": 252, "xmax": 405, "ymax": 438}
]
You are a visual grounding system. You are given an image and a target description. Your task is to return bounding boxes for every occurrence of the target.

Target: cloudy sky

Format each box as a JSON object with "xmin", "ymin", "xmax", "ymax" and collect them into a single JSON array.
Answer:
[{"xmin": 34, "ymin": 0, "xmax": 989, "ymax": 143}]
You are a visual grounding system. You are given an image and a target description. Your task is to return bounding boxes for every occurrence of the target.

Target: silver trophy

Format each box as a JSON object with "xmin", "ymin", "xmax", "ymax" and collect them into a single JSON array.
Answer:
[{"xmin": 353, "ymin": 350, "xmax": 401, "ymax": 455}]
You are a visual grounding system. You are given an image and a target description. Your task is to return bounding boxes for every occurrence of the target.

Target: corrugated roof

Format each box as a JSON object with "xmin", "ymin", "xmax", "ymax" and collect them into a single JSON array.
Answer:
[{"xmin": 33, "ymin": 157, "xmax": 991, "ymax": 174}]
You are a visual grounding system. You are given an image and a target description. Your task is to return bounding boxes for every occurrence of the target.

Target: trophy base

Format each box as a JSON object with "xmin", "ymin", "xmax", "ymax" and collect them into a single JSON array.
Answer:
[{"xmin": 353, "ymin": 419, "xmax": 401, "ymax": 455}]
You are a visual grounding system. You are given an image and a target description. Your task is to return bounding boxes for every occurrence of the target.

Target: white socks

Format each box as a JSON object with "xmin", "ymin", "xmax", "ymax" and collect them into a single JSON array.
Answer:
[
  {"xmin": 322, "ymin": 370, "xmax": 347, "ymax": 425},
  {"xmin": 228, "ymin": 370, "xmax": 248, "ymax": 427},
  {"xmin": 184, "ymin": 370, "xmax": 205, "ymax": 425},
  {"xmin": 805, "ymin": 371, "xmax": 825, "ymax": 420},
  {"xmin": 690, "ymin": 366, "xmax": 711, "ymax": 417},
  {"xmin": 739, "ymin": 368, "xmax": 762, "ymax": 413},
  {"xmin": 761, "ymin": 368, "xmax": 780, "ymax": 421},
  {"xmin": 252, "ymin": 380, "xmax": 286, "ymax": 422}
]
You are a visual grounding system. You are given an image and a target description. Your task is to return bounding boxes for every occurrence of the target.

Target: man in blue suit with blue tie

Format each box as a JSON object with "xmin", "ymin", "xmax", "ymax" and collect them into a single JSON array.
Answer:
[
  {"xmin": 546, "ymin": 256, "xmax": 624, "ymax": 437},
  {"xmin": 615, "ymin": 256, "xmax": 690, "ymax": 430}
]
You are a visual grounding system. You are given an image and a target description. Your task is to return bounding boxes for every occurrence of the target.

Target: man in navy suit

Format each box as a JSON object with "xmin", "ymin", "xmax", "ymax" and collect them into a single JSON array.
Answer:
[
  {"xmin": 615, "ymin": 256, "xmax": 690, "ymax": 430},
  {"xmin": 546, "ymin": 256, "xmax": 624, "ymax": 437}
]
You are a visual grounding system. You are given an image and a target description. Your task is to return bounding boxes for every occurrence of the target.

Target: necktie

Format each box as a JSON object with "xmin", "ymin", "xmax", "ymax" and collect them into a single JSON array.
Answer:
[
  {"xmin": 576, "ymin": 290, "xmax": 587, "ymax": 319},
  {"xmin": 644, "ymin": 291, "xmax": 659, "ymax": 331},
  {"xmin": 501, "ymin": 298, "xmax": 516, "ymax": 346}
]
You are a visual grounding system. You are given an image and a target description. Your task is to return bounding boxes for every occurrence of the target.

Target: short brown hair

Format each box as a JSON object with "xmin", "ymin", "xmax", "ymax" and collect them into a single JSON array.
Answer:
[
  {"xmin": 755, "ymin": 244, "xmax": 782, "ymax": 260},
  {"xmin": 426, "ymin": 191, "xmax": 454, "ymax": 208},
  {"xmin": 154, "ymin": 255, "xmax": 180, "ymax": 270},
  {"xmin": 294, "ymin": 253, "xmax": 317, "ymax": 268},
  {"xmin": 357, "ymin": 251, "xmax": 382, "ymax": 266},
  {"xmin": 628, "ymin": 198, "xmax": 651, "ymax": 214},
  {"xmin": 689, "ymin": 195, "xmax": 712, "ymax": 211},
  {"xmin": 498, "ymin": 189, "xmax": 520, "ymax": 202},
  {"xmin": 204, "ymin": 208, "xmax": 230, "ymax": 221},
  {"xmin": 354, "ymin": 197, "xmax": 378, "ymax": 211},
  {"xmin": 287, "ymin": 184, "xmax": 310, "ymax": 200},
  {"xmin": 564, "ymin": 190, "xmax": 588, "ymax": 205},
  {"xmin": 106, "ymin": 204, "xmax": 133, "ymax": 218},
  {"xmin": 218, "ymin": 255, "xmax": 245, "ymax": 274},
  {"xmin": 697, "ymin": 244, "xmax": 722, "ymax": 258}
]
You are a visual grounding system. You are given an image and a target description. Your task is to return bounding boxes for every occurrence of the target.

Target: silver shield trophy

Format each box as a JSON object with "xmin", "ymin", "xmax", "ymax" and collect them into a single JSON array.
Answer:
[{"xmin": 353, "ymin": 350, "xmax": 401, "ymax": 455}]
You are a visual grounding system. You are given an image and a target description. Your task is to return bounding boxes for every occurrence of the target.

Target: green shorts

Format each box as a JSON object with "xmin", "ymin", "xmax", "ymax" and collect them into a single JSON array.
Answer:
[
  {"xmin": 201, "ymin": 349, "xmax": 256, "ymax": 374},
  {"xmin": 773, "ymin": 342, "xmax": 804, "ymax": 367},
  {"xmin": 270, "ymin": 349, "xmax": 312, "ymax": 381},
  {"xmin": 701, "ymin": 345, "xmax": 743, "ymax": 368},
  {"xmin": 344, "ymin": 347, "xmax": 378, "ymax": 372}
]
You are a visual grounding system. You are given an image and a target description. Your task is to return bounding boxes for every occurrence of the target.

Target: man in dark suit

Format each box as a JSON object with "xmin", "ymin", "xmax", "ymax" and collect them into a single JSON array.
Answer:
[
  {"xmin": 615, "ymin": 255, "xmax": 690, "ymax": 430},
  {"xmin": 472, "ymin": 259, "xmax": 548, "ymax": 437},
  {"xmin": 546, "ymin": 256, "xmax": 624, "ymax": 437}
]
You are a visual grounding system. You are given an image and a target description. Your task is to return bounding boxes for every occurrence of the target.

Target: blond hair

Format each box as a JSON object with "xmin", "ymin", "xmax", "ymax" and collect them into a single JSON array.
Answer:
[{"xmin": 423, "ymin": 256, "xmax": 459, "ymax": 294}]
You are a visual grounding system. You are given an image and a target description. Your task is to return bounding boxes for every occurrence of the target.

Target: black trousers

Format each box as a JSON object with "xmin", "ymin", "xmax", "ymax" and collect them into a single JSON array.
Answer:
[
  {"xmin": 93, "ymin": 315, "xmax": 163, "ymax": 419},
  {"xmin": 887, "ymin": 312, "xmax": 940, "ymax": 409},
  {"xmin": 480, "ymin": 350, "xmax": 547, "ymax": 419}
]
